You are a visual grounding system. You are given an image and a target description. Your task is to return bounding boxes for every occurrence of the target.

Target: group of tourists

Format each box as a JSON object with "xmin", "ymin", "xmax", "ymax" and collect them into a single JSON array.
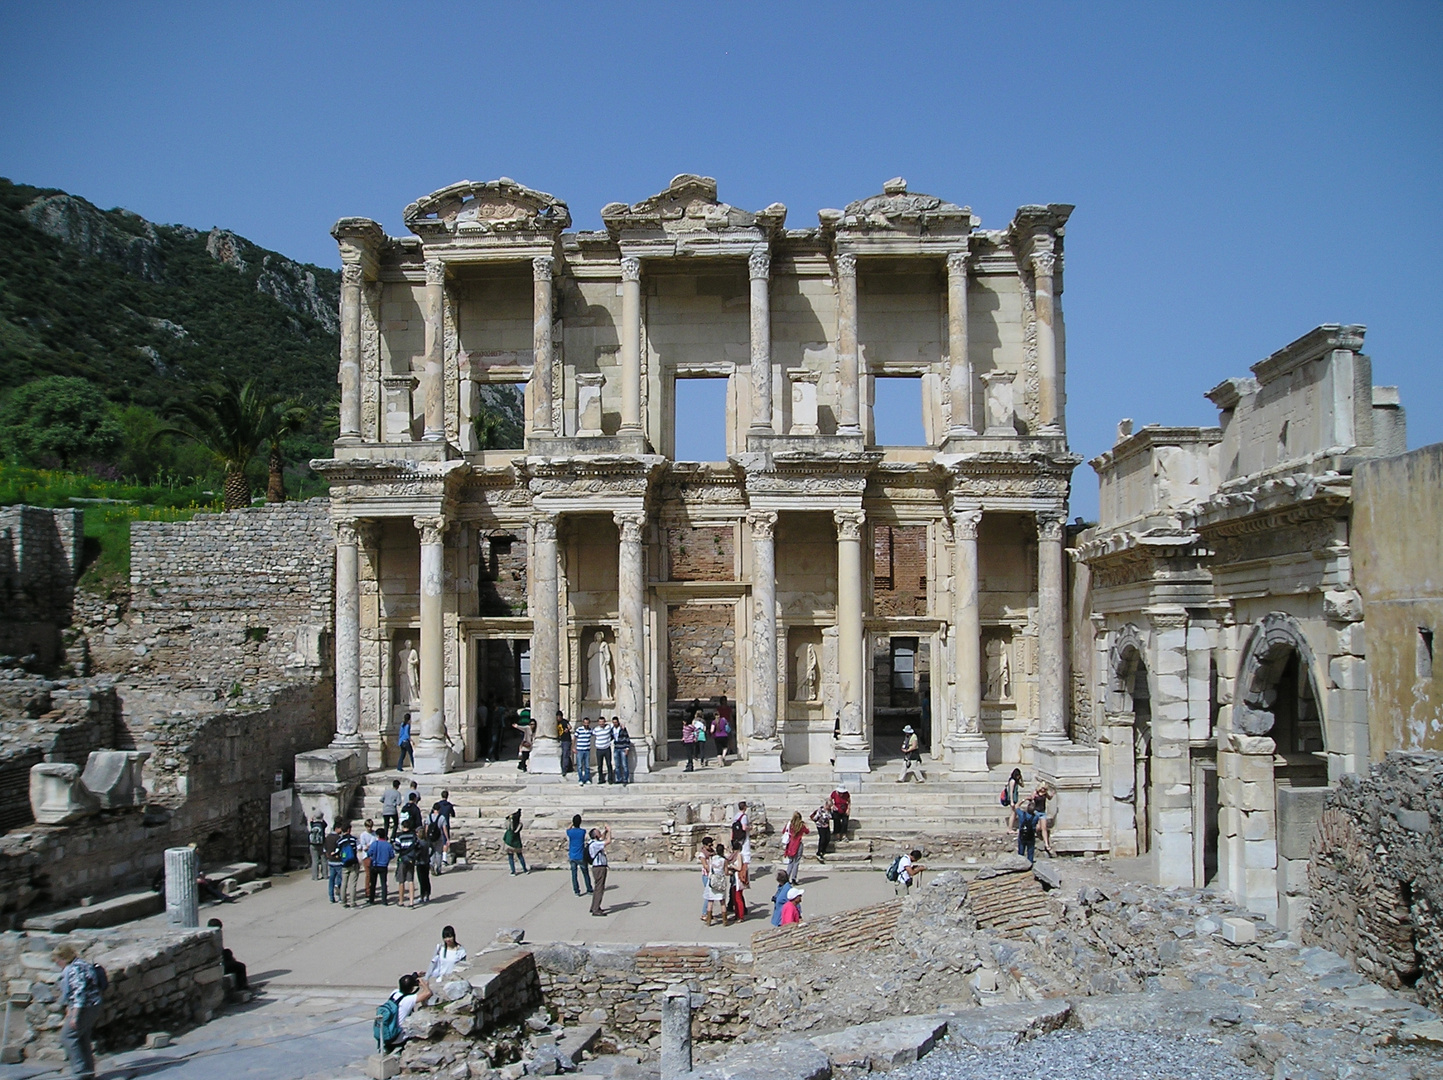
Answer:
[
  {"xmin": 375, "ymin": 924, "xmax": 468, "ymax": 1053},
  {"xmin": 308, "ymin": 784, "xmax": 456, "ymax": 908},
  {"xmin": 564, "ymin": 714, "xmax": 634, "ymax": 784},
  {"xmin": 1002, "ymin": 768, "xmax": 1056, "ymax": 861},
  {"xmin": 679, "ymin": 696, "xmax": 735, "ymax": 770}
]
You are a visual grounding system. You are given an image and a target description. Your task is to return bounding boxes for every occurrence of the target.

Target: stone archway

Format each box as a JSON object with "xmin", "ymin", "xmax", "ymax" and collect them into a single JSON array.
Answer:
[
  {"xmin": 1236, "ymin": 613, "xmax": 1328, "ymax": 787},
  {"xmin": 1106, "ymin": 624, "xmax": 1153, "ymax": 856}
]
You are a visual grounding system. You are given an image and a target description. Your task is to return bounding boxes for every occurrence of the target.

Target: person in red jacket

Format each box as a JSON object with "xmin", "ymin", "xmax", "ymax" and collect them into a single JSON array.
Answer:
[{"xmin": 829, "ymin": 785, "xmax": 851, "ymax": 843}]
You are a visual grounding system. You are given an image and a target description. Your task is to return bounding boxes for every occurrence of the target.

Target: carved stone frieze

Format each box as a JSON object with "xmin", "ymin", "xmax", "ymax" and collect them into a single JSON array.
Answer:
[
  {"xmin": 404, "ymin": 178, "xmax": 571, "ymax": 238},
  {"xmin": 601, "ymin": 174, "xmax": 785, "ymax": 240}
]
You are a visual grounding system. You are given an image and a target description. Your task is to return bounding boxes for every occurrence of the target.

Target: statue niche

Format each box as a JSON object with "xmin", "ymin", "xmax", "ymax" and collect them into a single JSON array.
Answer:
[
  {"xmin": 585, "ymin": 629, "xmax": 615, "ymax": 704},
  {"xmin": 984, "ymin": 632, "xmax": 1013, "ymax": 702},
  {"xmin": 395, "ymin": 635, "xmax": 421, "ymax": 706}
]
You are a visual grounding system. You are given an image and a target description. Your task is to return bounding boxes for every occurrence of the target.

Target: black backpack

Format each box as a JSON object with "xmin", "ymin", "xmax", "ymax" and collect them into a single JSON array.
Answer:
[
  {"xmin": 336, "ymin": 835, "xmax": 359, "ymax": 866},
  {"xmin": 308, "ymin": 820, "xmax": 326, "ymax": 846},
  {"xmin": 426, "ymin": 815, "xmax": 444, "ymax": 844},
  {"xmin": 1019, "ymin": 813, "xmax": 1037, "ymax": 845}
]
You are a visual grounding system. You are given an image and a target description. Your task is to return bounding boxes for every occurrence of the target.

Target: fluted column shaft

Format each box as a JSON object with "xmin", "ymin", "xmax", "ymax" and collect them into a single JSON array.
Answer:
[
  {"xmin": 620, "ymin": 257, "xmax": 642, "ymax": 434},
  {"xmin": 946, "ymin": 250, "xmax": 975, "ymax": 437},
  {"xmin": 748, "ymin": 247, "xmax": 773, "ymax": 434},
  {"xmin": 416, "ymin": 516, "xmax": 447, "ymax": 743},
  {"xmin": 835, "ymin": 509, "xmax": 866, "ymax": 740},
  {"xmin": 749, "ymin": 511, "xmax": 778, "ymax": 742},
  {"xmin": 528, "ymin": 514, "xmax": 563, "ymax": 774},
  {"xmin": 1037, "ymin": 511, "xmax": 1067, "ymax": 737},
  {"xmin": 952, "ymin": 509, "xmax": 983, "ymax": 734},
  {"xmin": 836, "ymin": 254, "xmax": 860, "ymax": 435},
  {"xmin": 1031, "ymin": 250, "xmax": 1060, "ymax": 432},
  {"xmin": 614, "ymin": 512, "xmax": 647, "ymax": 745},
  {"xmin": 532, "ymin": 256, "xmax": 555, "ymax": 436},
  {"xmin": 333, "ymin": 519, "xmax": 363, "ymax": 746},
  {"xmin": 339, "ymin": 264, "xmax": 363, "ymax": 441},
  {"xmin": 422, "ymin": 259, "xmax": 446, "ymax": 441}
]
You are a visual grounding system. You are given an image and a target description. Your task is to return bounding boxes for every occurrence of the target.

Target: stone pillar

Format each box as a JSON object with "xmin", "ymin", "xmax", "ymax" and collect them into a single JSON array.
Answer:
[
  {"xmin": 833, "ymin": 508, "xmax": 870, "ymax": 773},
  {"xmin": 748, "ymin": 246, "xmax": 773, "ymax": 435},
  {"xmin": 528, "ymin": 514, "xmax": 563, "ymax": 777},
  {"xmin": 614, "ymin": 511, "xmax": 649, "ymax": 773},
  {"xmin": 620, "ymin": 256, "xmax": 643, "ymax": 435},
  {"xmin": 339, "ymin": 263, "xmax": 364, "ymax": 441},
  {"xmin": 333, "ymin": 519, "xmax": 364, "ymax": 747},
  {"xmin": 947, "ymin": 507, "xmax": 988, "ymax": 773},
  {"xmin": 411, "ymin": 516, "xmax": 454, "ymax": 773},
  {"xmin": 1030, "ymin": 249, "xmax": 1060, "ymax": 433},
  {"xmin": 165, "ymin": 846, "xmax": 199, "ymax": 928},
  {"xmin": 945, "ymin": 249, "xmax": 975, "ymax": 439},
  {"xmin": 422, "ymin": 259, "xmax": 447, "ymax": 442},
  {"xmin": 532, "ymin": 255, "xmax": 556, "ymax": 436},
  {"xmin": 748, "ymin": 510, "xmax": 782, "ymax": 773},
  {"xmin": 1036, "ymin": 511, "xmax": 1067, "ymax": 739},
  {"xmin": 660, "ymin": 985, "xmax": 693, "ymax": 1078},
  {"xmin": 835, "ymin": 253, "xmax": 861, "ymax": 435}
]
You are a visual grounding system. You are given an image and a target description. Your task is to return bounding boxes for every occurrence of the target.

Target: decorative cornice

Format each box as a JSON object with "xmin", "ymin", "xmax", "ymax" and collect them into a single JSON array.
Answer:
[{"xmin": 403, "ymin": 177, "xmax": 571, "ymax": 238}]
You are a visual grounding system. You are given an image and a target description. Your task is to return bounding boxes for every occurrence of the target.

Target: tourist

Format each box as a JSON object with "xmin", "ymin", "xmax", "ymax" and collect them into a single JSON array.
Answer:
[
  {"xmin": 1002, "ymin": 768, "xmax": 1024, "ymax": 818},
  {"xmin": 514, "ymin": 714, "xmax": 535, "ymax": 771},
  {"xmin": 770, "ymin": 870, "xmax": 791, "ymax": 926},
  {"xmin": 558, "ymin": 711, "xmax": 572, "ymax": 775},
  {"xmin": 503, "ymin": 809, "xmax": 528, "ymax": 875},
  {"xmin": 697, "ymin": 836, "xmax": 716, "ymax": 919},
  {"xmin": 323, "ymin": 819, "xmax": 345, "ymax": 902},
  {"xmin": 403, "ymin": 791, "xmax": 423, "ymax": 834},
  {"xmin": 810, "ymin": 797, "xmax": 833, "ymax": 862},
  {"xmin": 369, "ymin": 827, "xmax": 395, "ymax": 905},
  {"xmin": 395, "ymin": 821, "xmax": 420, "ymax": 907},
  {"xmin": 566, "ymin": 813, "xmax": 593, "ymax": 895},
  {"xmin": 358, "ymin": 818, "xmax": 378, "ymax": 903},
  {"xmin": 781, "ymin": 811, "xmax": 809, "ymax": 884},
  {"xmin": 829, "ymin": 785, "xmax": 851, "ymax": 843},
  {"xmin": 894, "ymin": 848, "xmax": 925, "ymax": 896},
  {"xmin": 376, "ymin": 973, "xmax": 431, "ymax": 1053},
  {"xmin": 726, "ymin": 842, "xmax": 747, "ymax": 922},
  {"xmin": 429, "ymin": 791, "xmax": 454, "ymax": 872},
  {"xmin": 396, "ymin": 713, "xmax": 415, "ymax": 770},
  {"xmin": 337, "ymin": 822, "xmax": 362, "ymax": 908},
  {"xmin": 592, "ymin": 716, "xmax": 614, "ymax": 784},
  {"xmin": 1015, "ymin": 798, "xmax": 1041, "ymax": 863},
  {"xmin": 694, "ymin": 712, "xmax": 710, "ymax": 767},
  {"xmin": 574, "ymin": 717, "xmax": 594, "ymax": 785},
  {"xmin": 710, "ymin": 704, "xmax": 732, "ymax": 767},
  {"xmin": 426, "ymin": 925, "xmax": 467, "ymax": 981},
  {"xmin": 731, "ymin": 801, "xmax": 750, "ymax": 858},
  {"xmin": 779, "ymin": 885, "xmax": 804, "ymax": 925},
  {"xmin": 206, "ymin": 918, "xmax": 248, "ymax": 991},
  {"xmin": 413, "ymin": 826, "xmax": 433, "ymax": 905},
  {"xmin": 611, "ymin": 716, "xmax": 632, "ymax": 785},
  {"xmin": 681, "ymin": 709, "xmax": 698, "ymax": 771},
  {"xmin": 703, "ymin": 842, "xmax": 731, "ymax": 926},
  {"xmin": 588, "ymin": 824, "xmax": 611, "ymax": 916},
  {"xmin": 897, "ymin": 724, "xmax": 925, "ymax": 783},
  {"xmin": 196, "ymin": 868, "xmax": 234, "ymax": 905},
  {"xmin": 54, "ymin": 943, "xmax": 104, "ymax": 1079},
  {"xmin": 381, "ymin": 779, "xmax": 402, "ymax": 839},
  {"xmin": 308, "ymin": 808, "xmax": 328, "ymax": 880},
  {"xmin": 1032, "ymin": 783, "xmax": 1056, "ymax": 857}
]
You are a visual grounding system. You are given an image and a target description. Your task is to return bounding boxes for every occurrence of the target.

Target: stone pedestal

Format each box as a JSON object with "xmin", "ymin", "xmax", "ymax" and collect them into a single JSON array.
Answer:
[
  {"xmin": 164, "ymin": 846, "xmax": 199, "ymax": 929},
  {"xmin": 660, "ymin": 985, "xmax": 693, "ymax": 1079},
  {"xmin": 526, "ymin": 738, "xmax": 564, "ymax": 780},
  {"xmin": 576, "ymin": 372, "xmax": 604, "ymax": 436},
  {"xmin": 295, "ymin": 745, "xmax": 369, "ymax": 826},
  {"xmin": 29, "ymin": 763, "xmax": 98, "ymax": 824},
  {"xmin": 1032, "ymin": 737, "xmax": 1104, "ymax": 853},
  {"xmin": 412, "ymin": 739, "xmax": 459, "ymax": 776},
  {"xmin": 788, "ymin": 369, "xmax": 820, "ymax": 435},
  {"xmin": 80, "ymin": 750, "xmax": 150, "ymax": 809}
]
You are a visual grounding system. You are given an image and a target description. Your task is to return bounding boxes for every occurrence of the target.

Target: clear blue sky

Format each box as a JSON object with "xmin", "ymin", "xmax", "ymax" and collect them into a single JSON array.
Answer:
[{"xmin": 2, "ymin": 2, "xmax": 1438, "ymax": 517}]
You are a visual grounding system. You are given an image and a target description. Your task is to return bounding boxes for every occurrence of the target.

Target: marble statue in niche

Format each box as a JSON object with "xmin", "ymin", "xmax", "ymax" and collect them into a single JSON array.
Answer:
[
  {"xmin": 587, "ymin": 630, "xmax": 614, "ymax": 702},
  {"xmin": 396, "ymin": 638, "xmax": 420, "ymax": 704},
  {"xmin": 985, "ymin": 635, "xmax": 1013, "ymax": 701},
  {"xmin": 794, "ymin": 642, "xmax": 821, "ymax": 702}
]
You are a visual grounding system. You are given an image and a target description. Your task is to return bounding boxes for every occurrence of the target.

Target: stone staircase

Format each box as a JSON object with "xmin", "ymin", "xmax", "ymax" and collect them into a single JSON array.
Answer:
[{"xmin": 348, "ymin": 760, "xmax": 1024, "ymax": 866}]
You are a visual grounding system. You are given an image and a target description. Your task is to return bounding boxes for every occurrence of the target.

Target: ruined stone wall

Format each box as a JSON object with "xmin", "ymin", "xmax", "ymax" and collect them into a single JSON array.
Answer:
[
  {"xmin": 0, "ymin": 926, "xmax": 224, "ymax": 1064},
  {"xmin": 666, "ymin": 604, "xmax": 736, "ymax": 702},
  {"xmin": 872, "ymin": 524, "xmax": 927, "ymax": 617},
  {"xmin": 0, "ymin": 506, "xmax": 82, "ymax": 665},
  {"xmin": 1305, "ymin": 751, "xmax": 1443, "ymax": 1012},
  {"xmin": 0, "ymin": 675, "xmax": 121, "ymax": 832}
]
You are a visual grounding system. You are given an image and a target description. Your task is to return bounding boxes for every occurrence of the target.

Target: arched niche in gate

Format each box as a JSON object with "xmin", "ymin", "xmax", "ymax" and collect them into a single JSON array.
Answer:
[
  {"xmin": 1234, "ymin": 612, "xmax": 1328, "ymax": 786},
  {"xmin": 1106, "ymin": 623, "xmax": 1153, "ymax": 853}
]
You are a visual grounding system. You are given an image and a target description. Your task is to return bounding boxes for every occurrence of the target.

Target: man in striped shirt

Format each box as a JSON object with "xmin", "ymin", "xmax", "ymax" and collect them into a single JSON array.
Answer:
[
  {"xmin": 591, "ymin": 718, "xmax": 614, "ymax": 784},
  {"xmin": 573, "ymin": 717, "xmax": 593, "ymax": 785}
]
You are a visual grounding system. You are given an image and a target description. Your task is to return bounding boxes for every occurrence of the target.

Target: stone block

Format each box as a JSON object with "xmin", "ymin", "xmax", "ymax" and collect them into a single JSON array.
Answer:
[
  {"xmin": 365, "ymin": 1052, "xmax": 401, "ymax": 1079},
  {"xmin": 944, "ymin": 1000, "xmax": 1072, "ymax": 1049},
  {"xmin": 1327, "ymin": 622, "xmax": 1364, "ymax": 656},
  {"xmin": 1153, "ymin": 673, "xmax": 1188, "ymax": 705},
  {"xmin": 80, "ymin": 750, "xmax": 150, "ymax": 809},
  {"xmin": 810, "ymin": 1015, "xmax": 949, "ymax": 1072},
  {"xmin": 1221, "ymin": 917, "xmax": 1256, "ymax": 945},
  {"xmin": 1276, "ymin": 787, "xmax": 1329, "ymax": 860},
  {"xmin": 29, "ymin": 763, "xmax": 99, "ymax": 825},
  {"xmin": 1328, "ymin": 656, "xmax": 1367, "ymax": 692},
  {"xmin": 1278, "ymin": 894, "xmax": 1312, "ymax": 936},
  {"xmin": 1243, "ymin": 835, "xmax": 1277, "ymax": 869}
]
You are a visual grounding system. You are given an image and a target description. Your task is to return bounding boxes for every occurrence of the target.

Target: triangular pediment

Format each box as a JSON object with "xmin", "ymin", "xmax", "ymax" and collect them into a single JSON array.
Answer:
[
  {"xmin": 601, "ymin": 175, "xmax": 785, "ymax": 239},
  {"xmin": 835, "ymin": 177, "xmax": 976, "ymax": 235},
  {"xmin": 403, "ymin": 178, "xmax": 571, "ymax": 238}
]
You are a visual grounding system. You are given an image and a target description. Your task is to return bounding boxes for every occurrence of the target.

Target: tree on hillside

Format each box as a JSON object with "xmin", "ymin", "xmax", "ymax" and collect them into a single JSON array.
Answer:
[
  {"xmin": 161, "ymin": 375, "xmax": 305, "ymax": 510},
  {"xmin": 0, "ymin": 375, "xmax": 124, "ymax": 469}
]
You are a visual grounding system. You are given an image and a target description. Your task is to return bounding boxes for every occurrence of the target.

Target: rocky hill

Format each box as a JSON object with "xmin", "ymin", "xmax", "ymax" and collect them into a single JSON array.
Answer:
[{"xmin": 0, "ymin": 177, "xmax": 341, "ymax": 411}]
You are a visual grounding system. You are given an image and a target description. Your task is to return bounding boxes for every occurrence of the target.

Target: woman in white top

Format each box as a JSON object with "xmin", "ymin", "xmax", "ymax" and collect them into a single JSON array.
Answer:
[
  {"xmin": 425, "ymin": 925, "xmax": 467, "ymax": 982},
  {"xmin": 703, "ymin": 843, "xmax": 731, "ymax": 926}
]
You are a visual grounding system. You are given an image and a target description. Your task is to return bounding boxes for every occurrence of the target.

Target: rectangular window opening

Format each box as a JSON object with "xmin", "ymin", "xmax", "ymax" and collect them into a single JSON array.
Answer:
[
  {"xmin": 674, "ymin": 377, "xmax": 728, "ymax": 462},
  {"xmin": 891, "ymin": 637, "xmax": 917, "ymax": 692},
  {"xmin": 476, "ymin": 383, "xmax": 526, "ymax": 449},
  {"xmin": 873, "ymin": 375, "xmax": 925, "ymax": 446},
  {"xmin": 1419, "ymin": 628, "xmax": 1435, "ymax": 680}
]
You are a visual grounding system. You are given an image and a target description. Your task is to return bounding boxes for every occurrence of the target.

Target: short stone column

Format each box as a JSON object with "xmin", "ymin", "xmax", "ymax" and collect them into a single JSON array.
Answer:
[
  {"xmin": 748, "ymin": 245, "xmax": 773, "ymax": 435},
  {"xmin": 339, "ymin": 263, "xmax": 364, "ymax": 441},
  {"xmin": 1036, "ymin": 511, "xmax": 1067, "ymax": 740},
  {"xmin": 614, "ymin": 511, "xmax": 649, "ymax": 772},
  {"xmin": 1030, "ymin": 248, "xmax": 1060, "ymax": 433},
  {"xmin": 165, "ymin": 846, "xmax": 199, "ymax": 929},
  {"xmin": 414, "ymin": 516, "xmax": 454, "ymax": 773},
  {"xmin": 833, "ymin": 508, "xmax": 870, "ymax": 773},
  {"xmin": 422, "ymin": 259, "xmax": 446, "ymax": 442},
  {"xmin": 835, "ymin": 253, "xmax": 861, "ymax": 435},
  {"xmin": 528, "ymin": 514, "xmax": 564, "ymax": 776},
  {"xmin": 945, "ymin": 248, "xmax": 975, "ymax": 439},
  {"xmin": 748, "ymin": 510, "xmax": 782, "ymax": 773},
  {"xmin": 660, "ymin": 984, "xmax": 693, "ymax": 1078},
  {"xmin": 333, "ymin": 519, "xmax": 364, "ymax": 747},
  {"xmin": 620, "ymin": 256, "xmax": 643, "ymax": 435},
  {"xmin": 947, "ymin": 507, "xmax": 988, "ymax": 773},
  {"xmin": 531, "ymin": 255, "xmax": 556, "ymax": 436}
]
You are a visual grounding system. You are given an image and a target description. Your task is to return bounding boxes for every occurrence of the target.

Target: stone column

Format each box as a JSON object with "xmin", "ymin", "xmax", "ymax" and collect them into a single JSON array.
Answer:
[
  {"xmin": 1036, "ymin": 511, "xmax": 1067, "ymax": 739},
  {"xmin": 528, "ymin": 514, "xmax": 564, "ymax": 776},
  {"xmin": 945, "ymin": 249, "xmax": 975, "ymax": 438},
  {"xmin": 339, "ymin": 263, "xmax": 364, "ymax": 441},
  {"xmin": 835, "ymin": 253, "xmax": 861, "ymax": 435},
  {"xmin": 165, "ymin": 846, "xmax": 199, "ymax": 928},
  {"xmin": 333, "ymin": 519, "xmax": 364, "ymax": 747},
  {"xmin": 748, "ymin": 246, "xmax": 773, "ymax": 435},
  {"xmin": 413, "ymin": 516, "xmax": 454, "ymax": 773},
  {"xmin": 947, "ymin": 507, "xmax": 988, "ymax": 772},
  {"xmin": 614, "ymin": 511, "xmax": 648, "ymax": 771},
  {"xmin": 833, "ymin": 508, "xmax": 870, "ymax": 773},
  {"xmin": 660, "ymin": 985, "xmax": 693, "ymax": 1078},
  {"xmin": 532, "ymin": 255, "xmax": 556, "ymax": 436},
  {"xmin": 748, "ymin": 510, "xmax": 782, "ymax": 773},
  {"xmin": 620, "ymin": 256, "xmax": 643, "ymax": 435},
  {"xmin": 422, "ymin": 258, "xmax": 447, "ymax": 442},
  {"xmin": 1031, "ymin": 249, "xmax": 1060, "ymax": 433}
]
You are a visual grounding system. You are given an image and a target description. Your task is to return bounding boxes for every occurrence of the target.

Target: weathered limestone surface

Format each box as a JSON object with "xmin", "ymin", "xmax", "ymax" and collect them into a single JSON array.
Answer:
[{"xmin": 0, "ymin": 506, "xmax": 82, "ymax": 667}]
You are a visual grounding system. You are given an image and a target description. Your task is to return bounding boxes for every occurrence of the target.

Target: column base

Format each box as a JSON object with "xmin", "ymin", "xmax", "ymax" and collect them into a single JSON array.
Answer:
[
  {"xmin": 748, "ymin": 739, "xmax": 784, "ymax": 775},
  {"xmin": 945, "ymin": 734, "xmax": 991, "ymax": 775},
  {"xmin": 411, "ymin": 738, "xmax": 458, "ymax": 775},
  {"xmin": 295, "ymin": 745, "xmax": 369, "ymax": 824},
  {"xmin": 524, "ymin": 738, "xmax": 564, "ymax": 782},
  {"xmin": 833, "ymin": 741, "xmax": 871, "ymax": 779},
  {"xmin": 630, "ymin": 741, "xmax": 654, "ymax": 776}
]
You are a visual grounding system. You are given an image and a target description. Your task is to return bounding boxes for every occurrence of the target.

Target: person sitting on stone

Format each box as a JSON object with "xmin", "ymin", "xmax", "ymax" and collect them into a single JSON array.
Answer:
[{"xmin": 207, "ymin": 918, "xmax": 249, "ymax": 991}]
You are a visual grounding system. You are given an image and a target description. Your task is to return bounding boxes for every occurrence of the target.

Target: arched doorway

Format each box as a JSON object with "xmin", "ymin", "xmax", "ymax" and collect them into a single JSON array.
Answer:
[
  {"xmin": 1129, "ymin": 659, "xmax": 1153, "ymax": 855},
  {"xmin": 1107, "ymin": 625, "xmax": 1153, "ymax": 858},
  {"xmin": 1237, "ymin": 614, "xmax": 1328, "ymax": 788}
]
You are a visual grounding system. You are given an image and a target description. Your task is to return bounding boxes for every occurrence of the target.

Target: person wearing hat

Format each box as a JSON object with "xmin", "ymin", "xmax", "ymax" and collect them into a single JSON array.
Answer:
[
  {"xmin": 829, "ymin": 785, "xmax": 851, "ymax": 843},
  {"xmin": 897, "ymin": 725, "xmax": 925, "ymax": 783},
  {"xmin": 779, "ymin": 884, "xmax": 804, "ymax": 925}
]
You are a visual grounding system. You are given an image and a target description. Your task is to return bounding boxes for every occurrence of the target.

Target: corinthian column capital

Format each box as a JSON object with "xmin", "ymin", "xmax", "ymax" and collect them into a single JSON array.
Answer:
[
  {"xmin": 1029, "ymin": 250, "xmax": 1056, "ymax": 278},
  {"xmin": 747, "ymin": 509, "xmax": 778, "ymax": 540},
  {"xmin": 333, "ymin": 518, "xmax": 359, "ymax": 546},
  {"xmin": 748, "ymin": 245, "xmax": 771, "ymax": 280},
  {"xmin": 613, "ymin": 510, "xmax": 646, "ymax": 543},
  {"xmin": 951, "ymin": 507, "xmax": 983, "ymax": 540},
  {"xmin": 424, "ymin": 259, "xmax": 446, "ymax": 286},
  {"xmin": 835, "ymin": 252, "xmax": 857, "ymax": 278},
  {"xmin": 532, "ymin": 255, "xmax": 554, "ymax": 281},
  {"xmin": 532, "ymin": 514, "xmax": 558, "ymax": 543},
  {"xmin": 413, "ymin": 515, "xmax": 448, "ymax": 545},
  {"xmin": 833, "ymin": 508, "xmax": 866, "ymax": 541},
  {"xmin": 341, "ymin": 263, "xmax": 364, "ymax": 287},
  {"xmin": 945, "ymin": 248, "xmax": 971, "ymax": 277},
  {"xmin": 1036, "ymin": 511, "xmax": 1066, "ymax": 543},
  {"xmin": 620, "ymin": 256, "xmax": 641, "ymax": 283}
]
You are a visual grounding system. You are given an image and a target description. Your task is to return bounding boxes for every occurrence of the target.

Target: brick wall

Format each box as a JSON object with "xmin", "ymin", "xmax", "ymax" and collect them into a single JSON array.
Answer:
[
  {"xmin": 667, "ymin": 526, "xmax": 735, "ymax": 582},
  {"xmin": 667, "ymin": 604, "xmax": 735, "ymax": 702},
  {"xmin": 0, "ymin": 506, "xmax": 82, "ymax": 665},
  {"xmin": 0, "ymin": 676, "xmax": 121, "ymax": 832},
  {"xmin": 751, "ymin": 899, "xmax": 901, "ymax": 959},
  {"xmin": 478, "ymin": 531, "xmax": 527, "ymax": 616},
  {"xmin": 872, "ymin": 524, "xmax": 927, "ymax": 617}
]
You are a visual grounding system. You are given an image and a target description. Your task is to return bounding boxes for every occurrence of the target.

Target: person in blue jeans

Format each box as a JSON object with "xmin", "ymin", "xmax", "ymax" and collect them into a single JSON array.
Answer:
[
  {"xmin": 1015, "ymin": 799, "xmax": 1041, "ymax": 863},
  {"xmin": 396, "ymin": 715, "xmax": 415, "ymax": 770},
  {"xmin": 369, "ymin": 828, "xmax": 395, "ymax": 904},
  {"xmin": 573, "ymin": 718, "xmax": 593, "ymax": 785},
  {"xmin": 611, "ymin": 717, "xmax": 632, "ymax": 786},
  {"xmin": 566, "ymin": 814, "xmax": 593, "ymax": 895}
]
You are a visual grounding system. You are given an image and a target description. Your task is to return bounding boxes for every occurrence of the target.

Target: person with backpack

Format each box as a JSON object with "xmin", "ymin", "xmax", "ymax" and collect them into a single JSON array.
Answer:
[
  {"xmin": 890, "ymin": 848, "xmax": 926, "ymax": 896},
  {"xmin": 403, "ymin": 792, "xmax": 423, "ymax": 834},
  {"xmin": 324, "ymin": 820, "xmax": 345, "ymax": 903},
  {"xmin": 369, "ymin": 828, "xmax": 395, "ymax": 905},
  {"xmin": 566, "ymin": 814, "xmax": 593, "ymax": 896},
  {"xmin": 588, "ymin": 824, "xmax": 611, "ymax": 917},
  {"xmin": 375, "ymin": 972, "xmax": 431, "ymax": 1054},
  {"xmin": 396, "ymin": 714, "xmax": 415, "ymax": 771},
  {"xmin": 1001, "ymin": 768, "xmax": 1024, "ymax": 821},
  {"xmin": 503, "ymin": 809, "xmax": 527, "ymax": 875},
  {"xmin": 710, "ymin": 704, "xmax": 732, "ymax": 767},
  {"xmin": 897, "ymin": 724, "xmax": 925, "ymax": 783},
  {"xmin": 429, "ymin": 791, "xmax": 454, "ymax": 873},
  {"xmin": 425, "ymin": 808, "xmax": 448, "ymax": 876},
  {"xmin": 611, "ymin": 716, "xmax": 633, "ymax": 786},
  {"xmin": 380, "ymin": 779, "xmax": 402, "ymax": 839},
  {"xmin": 336, "ymin": 822, "xmax": 362, "ymax": 908},
  {"xmin": 413, "ymin": 828, "xmax": 433, "ymax": 905},
  {"xmin": 307, "ymin": 809, "xmax": 328, "ymax": 881},
  {"xmin": 1015, "ymin": 798, "xmax": 1042, "ymax": 863},
  {"xmin": 780, "ymin": 811, "xmax": 809, "ymax": 884},
  {"xmin": 394, "ymin": 822, "xmax": 420, "ymax": 906},
  {"xmin": 55, "ymin": 943, "xmax": 105, "ymax": 1079},
  {"xmin": 703, "ymin": 842, "xmax": 731, "ymax": 926}
]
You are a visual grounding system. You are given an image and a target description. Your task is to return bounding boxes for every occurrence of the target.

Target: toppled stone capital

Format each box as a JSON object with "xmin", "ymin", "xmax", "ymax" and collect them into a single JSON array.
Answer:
[
  {"xmin": 79, "ymin": 749, "xmax": 150, "ymax": 809},
  {"xmin": 30, "ymin": 762, "xmax": 99, "ymax": 824}
]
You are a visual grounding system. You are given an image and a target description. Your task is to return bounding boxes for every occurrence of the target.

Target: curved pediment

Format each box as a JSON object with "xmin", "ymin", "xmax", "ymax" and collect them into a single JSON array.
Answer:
[
  {"xmin": 833, "ymin": 177, "xmax": 977, "ymax": 235},
  {"xmin": 601, "ymin": 174, "xmax": 786, "ymax": 239},
  {"xmin": 403, "ymin": 178, "xmax": 571, "ymax": 238}
]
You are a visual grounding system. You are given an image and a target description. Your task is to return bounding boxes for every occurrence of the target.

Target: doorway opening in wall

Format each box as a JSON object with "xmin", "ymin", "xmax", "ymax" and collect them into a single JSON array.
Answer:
[
  {"xmin": 873, "ymin": 375, "xmax": 925, "ymax": 446},
  {"xmin": 872, "ymin": 636, "xmax": 929, "ymax": 758},
  {"xmin": 673, "ymin": 377, "xmax": 728, "ymax": 462},
  {"xmin": 474, "ymin": 384, "xmax": 526, "ymax": 449},
  {"xmin": 1130, "ymin": 660, "xmax": 1153, "ymax": 856},
  {"xmin": 474, "ymin": 639, "xmax": 530, "ymax": 763},
  {"xmin": 1267, "ymin": 651, "xmax": 1328, "ymax": 788}
]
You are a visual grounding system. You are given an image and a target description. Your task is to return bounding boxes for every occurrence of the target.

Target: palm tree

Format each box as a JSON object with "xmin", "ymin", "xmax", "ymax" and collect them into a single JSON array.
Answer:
[
  {"xmin": 161, "ymin": 375, "xmax": 301, "ymax": 510},
  {"xmin": 265, "ymin": 403, "xmax": 310, "ymax": 503}
]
